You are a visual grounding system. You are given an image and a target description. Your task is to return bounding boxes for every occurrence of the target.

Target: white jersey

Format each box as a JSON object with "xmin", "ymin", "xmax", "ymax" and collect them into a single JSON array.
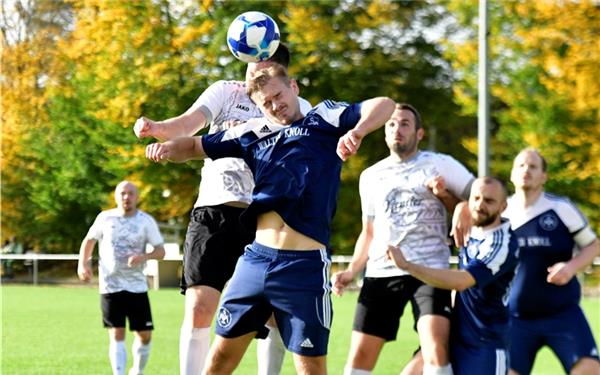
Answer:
[
  {"xmin": 191, "ymin": 80, "xmax": 313, "ymax": 207},
  {"xmin": 86, "ymin": 209, "xmax": 164, "ymax": 294},
  {"xmin": 361, "ymin": 151, "xmax": 474, "ymax": 277}
]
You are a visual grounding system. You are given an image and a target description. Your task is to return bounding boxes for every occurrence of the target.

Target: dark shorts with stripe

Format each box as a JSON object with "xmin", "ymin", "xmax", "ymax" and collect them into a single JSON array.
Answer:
[
  {"xmin": 180, "ymin": 205, "xmax": 254, "ymax": 294},
  {"xmin": 101, "ymin": 291, "xmax": 154, "ymax": 331},
  {"xmin": 353, "ymin": 275, "xmax": 452, "ymax": 341},
  {"xmin": 215, "ymin": 242, "xmax": 333, "ymax": 356},
  {"xmin": 510, "ymin": 305, "xmax": 600, "ymax": 374}
]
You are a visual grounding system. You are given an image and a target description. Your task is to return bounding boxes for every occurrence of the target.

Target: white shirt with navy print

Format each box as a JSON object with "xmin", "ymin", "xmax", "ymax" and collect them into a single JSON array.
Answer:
[
  {"xmin": 360, "ymin": 151, "xmax": 475, "ymax": 278},
  {"xmin": 86, "ymin": 209, "xmax": 164, "ymax": 294}
]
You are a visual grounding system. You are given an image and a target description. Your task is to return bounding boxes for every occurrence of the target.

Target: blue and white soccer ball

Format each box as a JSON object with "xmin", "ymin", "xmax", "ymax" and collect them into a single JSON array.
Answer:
[{"xmin": 227, "ymin": 11, "xmax": 280, "ymax": 63}]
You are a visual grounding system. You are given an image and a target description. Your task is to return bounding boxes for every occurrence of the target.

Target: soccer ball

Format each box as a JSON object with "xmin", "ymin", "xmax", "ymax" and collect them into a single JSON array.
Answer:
[{"xmin": 227, "ymin": 11, "xmax": 280, "ymax": 63}]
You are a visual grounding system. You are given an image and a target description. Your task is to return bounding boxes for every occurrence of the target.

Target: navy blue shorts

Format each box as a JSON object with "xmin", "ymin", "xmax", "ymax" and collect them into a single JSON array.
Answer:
[
  {"xmin": 100, "ymin": 291, "xmax": 153, "ymax": 331},
  {"xmin": 215, "ymin": 242, "xmax": 332, "ymax": 356},
  {"xmin": 451, "ymin": 341, "xmax": 509, "ymax": 375},
  {"xmin": 510, "ymin": 305, "xmax": 600, "ymax": 374}
]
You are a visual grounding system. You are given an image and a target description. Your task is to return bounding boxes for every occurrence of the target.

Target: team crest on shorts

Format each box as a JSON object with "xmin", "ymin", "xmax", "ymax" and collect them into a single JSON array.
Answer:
[{"xmin": 217, "ymin": 307, "xmax": 233, "ymax": 328}]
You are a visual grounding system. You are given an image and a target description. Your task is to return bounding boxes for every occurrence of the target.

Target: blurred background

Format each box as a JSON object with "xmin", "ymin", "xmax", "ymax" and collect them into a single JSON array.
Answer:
[{"xmin": 1, "ymin": 0, "xmax": 598, "ymax": 285}]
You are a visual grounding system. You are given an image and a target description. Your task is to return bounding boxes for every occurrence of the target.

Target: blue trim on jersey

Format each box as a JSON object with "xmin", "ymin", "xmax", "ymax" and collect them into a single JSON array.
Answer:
[
  {"xmin": 454, "ymin": 223, "xmax": 519, "ymax": 348},
  {"xmin": 508, "ymin": 205, "xmax": 583, "ymax": 318},
  {"xmin": 202, "ymin": 101, "xmax": 362, "ymax": 246}
]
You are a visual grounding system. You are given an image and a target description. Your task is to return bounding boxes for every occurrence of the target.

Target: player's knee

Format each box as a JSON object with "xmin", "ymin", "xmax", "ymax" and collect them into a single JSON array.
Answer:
[
  {"xmin": 570, "ymin": 357, "xmax": 600, "ymax": 375},
  {"xmin": 135, "ymin": 330, "xmax": 152, "ymax": 345}
]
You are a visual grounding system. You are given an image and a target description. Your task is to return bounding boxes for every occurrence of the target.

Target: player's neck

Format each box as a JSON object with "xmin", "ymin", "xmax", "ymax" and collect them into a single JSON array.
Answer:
[
  {"xmin": 390, "ymin": 148, "xmax": 419, "ymax": 162},
  {"xmin": 514, "ymin": 187, "xmax": 543, "ymax": 208},
  {"xmin": 118, "ymin": 208, "xmax": 137, "ymax": 217}
]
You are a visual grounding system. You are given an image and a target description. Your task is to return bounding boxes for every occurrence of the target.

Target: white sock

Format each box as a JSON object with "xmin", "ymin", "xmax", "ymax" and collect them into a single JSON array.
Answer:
[
  {"xmin": 130, "ymin": 339, "xmax": 151, "ymax": 375},
  {"xmin": 109, "ymin": 339, "xmax": 127, "ymax": 375},
  {"xmin": 343, "ymin": 365, "xmax": 372, "ymax": 375},
  {"xmin": 256, "ymin": 325, "xmax": 286, "ymax": 375},
  {"xmin": 423, "ymin": 363, "xmax": 453, "ymax": 375},
  {"xmin": 179, "ymin": 327, "xmax": 210, "ymax": 375}
]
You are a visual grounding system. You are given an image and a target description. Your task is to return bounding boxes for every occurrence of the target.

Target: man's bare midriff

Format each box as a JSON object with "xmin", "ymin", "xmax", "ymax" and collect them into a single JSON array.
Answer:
[{"xmin": 255, "ymin": 211, "xmax": 325, "ymax": 250}]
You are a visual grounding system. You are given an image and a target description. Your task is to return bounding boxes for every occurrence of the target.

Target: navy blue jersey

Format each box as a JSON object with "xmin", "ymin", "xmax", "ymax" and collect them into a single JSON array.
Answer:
[
  {"xmin": 202, "ymin": 100, "xmax": 362, "ymax": 246},
  {"xmin": 453, "ymin": 220, "xmax": 519, "ymax": 348},
  {"xmin": 504, "ymin": 193, "xmax": 597, "ymax": 319}
]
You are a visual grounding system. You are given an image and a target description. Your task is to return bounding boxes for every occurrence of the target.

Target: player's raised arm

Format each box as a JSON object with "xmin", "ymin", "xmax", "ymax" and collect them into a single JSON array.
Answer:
[
  {"xmin": 134, "ymin": 109, "xmax": 208, "ymax": 142},
  {"xmin": 337, "ymin": 97, "xmax": 395, "ymax": 160},
  {"xmin": 145, "ymin": 136, "xmax": 206, "ymax": 163}
]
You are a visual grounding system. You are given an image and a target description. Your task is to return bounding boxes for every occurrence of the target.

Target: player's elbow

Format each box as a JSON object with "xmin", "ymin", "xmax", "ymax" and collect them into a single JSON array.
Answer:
[{"xmin": 454, "ymin": 272, "xmax": 477, "ymax": 291}]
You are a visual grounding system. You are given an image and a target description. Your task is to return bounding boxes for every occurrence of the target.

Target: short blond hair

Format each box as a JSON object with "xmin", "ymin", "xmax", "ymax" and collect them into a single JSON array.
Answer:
[{"xmin": 247, "ymin": 65, "xmax": 291, "ymax": 99}]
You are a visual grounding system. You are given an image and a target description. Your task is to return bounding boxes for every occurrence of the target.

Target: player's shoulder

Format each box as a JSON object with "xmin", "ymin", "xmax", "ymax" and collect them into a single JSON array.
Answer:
[
  {"xmin": 542, "ymin": 192, "xmax": 575, "ymax": 209},
  {"xmin": 97, "ymin": 208, "xmax": 119, "ymax": 219},
  {"xmin": 134, "ymin": 210, "xmax": 158, "ymax": 224},
  {"xmin": 205, "ymin": 80, "xmax": 246, "ymax": 95},
  {"xmin": 419, "ymin": 150, "xmax": 462, "ymax": 165},
  {"xmin": 362, "ymin": 156, "xmax": 393, "ymax": 174},
  {"xmin": 307, "ymin": 100, "xmax": 352, "ymax": 124}
]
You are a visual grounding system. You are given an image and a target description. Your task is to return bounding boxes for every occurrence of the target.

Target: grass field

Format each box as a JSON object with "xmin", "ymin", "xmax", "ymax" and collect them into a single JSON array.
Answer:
[{"xmin": 1, "ymin": 285, "xmax": 598, "ymax": 374}]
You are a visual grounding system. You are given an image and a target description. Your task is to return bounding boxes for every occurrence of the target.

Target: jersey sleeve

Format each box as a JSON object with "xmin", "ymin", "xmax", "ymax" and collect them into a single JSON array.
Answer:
[
  {"xmin": 359, "ymin": 169, "xmax": 375, "ymax": 219},
  {"xmin": 311, "ymin": 100, "xmax": 362, "ymax": 135},
  {"xmin": 188, "ymin": 80, "xmax": 232, "ymax": 124},
  {"xmin": 144, "ymin": 214, "xmax": 164, "ymax": 247},
  {"xmin": 556, "ymin": 199, "xmax": 597, "ymax": 247},
  {"xmin": 201, "ymin": 128, "xmax": 244, "ymax": 160},
  {"xmin": 85, "ymin": 212, "xmax": 105, "ymax": 241},
  {"xmin": 464, "ymin": 229, "xmax": 512, "ymax": 288},
  {"xmin": 437, "ymin": 154, "xmax": 475, "ymax": 200}
]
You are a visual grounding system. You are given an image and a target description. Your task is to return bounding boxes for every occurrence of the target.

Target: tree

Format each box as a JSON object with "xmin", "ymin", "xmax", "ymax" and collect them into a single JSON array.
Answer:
[{"xmin": 446, "ymin": 0, "xmax": 600, "ymax": 229}]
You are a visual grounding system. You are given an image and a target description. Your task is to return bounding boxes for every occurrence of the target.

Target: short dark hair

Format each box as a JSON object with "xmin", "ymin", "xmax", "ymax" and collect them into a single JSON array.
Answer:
[
  {"xmin": 266, "ymin": 43, "xmax": 290, "ymax": 68},
  {"xmin": 247, "ymin": 65, "xmax": 291, "ymax": 99},
  {"xmin": 395, "ymin": 103, "xmax": 422, "ymax": 129},
  {"xmin": 479, "ymin": 176, "xmax": 508, "ymax": 200}
]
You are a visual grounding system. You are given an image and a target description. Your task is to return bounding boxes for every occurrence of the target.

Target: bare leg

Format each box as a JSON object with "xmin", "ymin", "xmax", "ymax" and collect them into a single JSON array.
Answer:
[
  {"xmin": 416, "ymin": 315, "xmax": 452, "ymax": 374},
  {"xmin": 130, "ymin": 330, "xmax": 152, "ymax": 375},
  {"xmin": 180, "ymin": 286, "xmax": 221, "ymax": 375},
  {"xmin": 344, "ymin": 331, "xmax": 385, "ymax": 373},
  {"xmin": 202, "ymin": 333, "xmax": 255, "ymax": 375},
  {"xmin": 400, "ymin": 350, "xmax": 424, "ymax": 375},
  {"xmin": 256, "ymin": 314, "xmax": 286, "ymax": 375},
  {"xmin": 108, "ymin": 327, "xmax": 127, "ymax": 375},
  {"xmin": 292, "ymin": 353, "xmax": 327, "ymax": 375},
  {"xmin": 571, "ymin": 357, "xmax": 600, "ymax": 375}
]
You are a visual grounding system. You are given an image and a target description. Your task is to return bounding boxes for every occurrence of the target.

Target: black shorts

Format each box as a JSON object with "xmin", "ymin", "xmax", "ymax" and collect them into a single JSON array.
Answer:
[
  {"xmin": 101, "ymin": 291, "xmax": 154, "ymax": 331},
  {"xmin": 353, "ymin": 275, "xmax": 452, "ymax": 341},
  {"xmin": 180, "ymin": 205, "xmax": 255, "ymax": 294}
]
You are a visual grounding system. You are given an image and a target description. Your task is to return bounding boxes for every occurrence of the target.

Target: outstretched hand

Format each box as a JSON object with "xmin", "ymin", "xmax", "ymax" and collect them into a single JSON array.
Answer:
[
  {"xmin": 134, "ymin": 116, "xmax": 157, "ymax": 139},
  {"xmin": 337, "ymin": 129, "xmax": 363, "ymax": 161},
  {"xmin": 331, "ymin": 270, "xmax": 355, "ymax": 297},
  {"xmin": 146, "ymin": 142, "xmax": 172, "ymax": 162},
  {"xmin": 547, "ymin": 262, "xmax": 575, "ymax": 285}
]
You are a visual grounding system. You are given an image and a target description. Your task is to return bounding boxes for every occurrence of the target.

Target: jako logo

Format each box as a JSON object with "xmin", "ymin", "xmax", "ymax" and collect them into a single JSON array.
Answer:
[
  {"xmin": 236, "ymin": 104, "xmax": 250, "ymax": 111},
  {"xmin": 217, "ymin": 307, "xmax": 233, "ymax": 328}
]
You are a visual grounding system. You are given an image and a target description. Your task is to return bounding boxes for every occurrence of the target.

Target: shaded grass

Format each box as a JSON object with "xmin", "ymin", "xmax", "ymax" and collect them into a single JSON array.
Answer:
[{"xmin": 1, "ymin": 285, "xmax": 598, "ymax": 374}]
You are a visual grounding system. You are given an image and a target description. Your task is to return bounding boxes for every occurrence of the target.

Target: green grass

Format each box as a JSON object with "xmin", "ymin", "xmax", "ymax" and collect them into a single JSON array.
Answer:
[{"xmin": 1, "ymin": 285, "xmax": 598, "ymax": 374}]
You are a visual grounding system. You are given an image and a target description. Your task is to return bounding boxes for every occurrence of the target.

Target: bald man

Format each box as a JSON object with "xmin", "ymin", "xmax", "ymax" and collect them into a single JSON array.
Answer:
[
  {"xmin": 78, "ymin": 181, "xmax": 165, "ymax": 375},
  {"xmin": 388, "ymin": 177, "xmax": 519, "ymax": 375}
]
